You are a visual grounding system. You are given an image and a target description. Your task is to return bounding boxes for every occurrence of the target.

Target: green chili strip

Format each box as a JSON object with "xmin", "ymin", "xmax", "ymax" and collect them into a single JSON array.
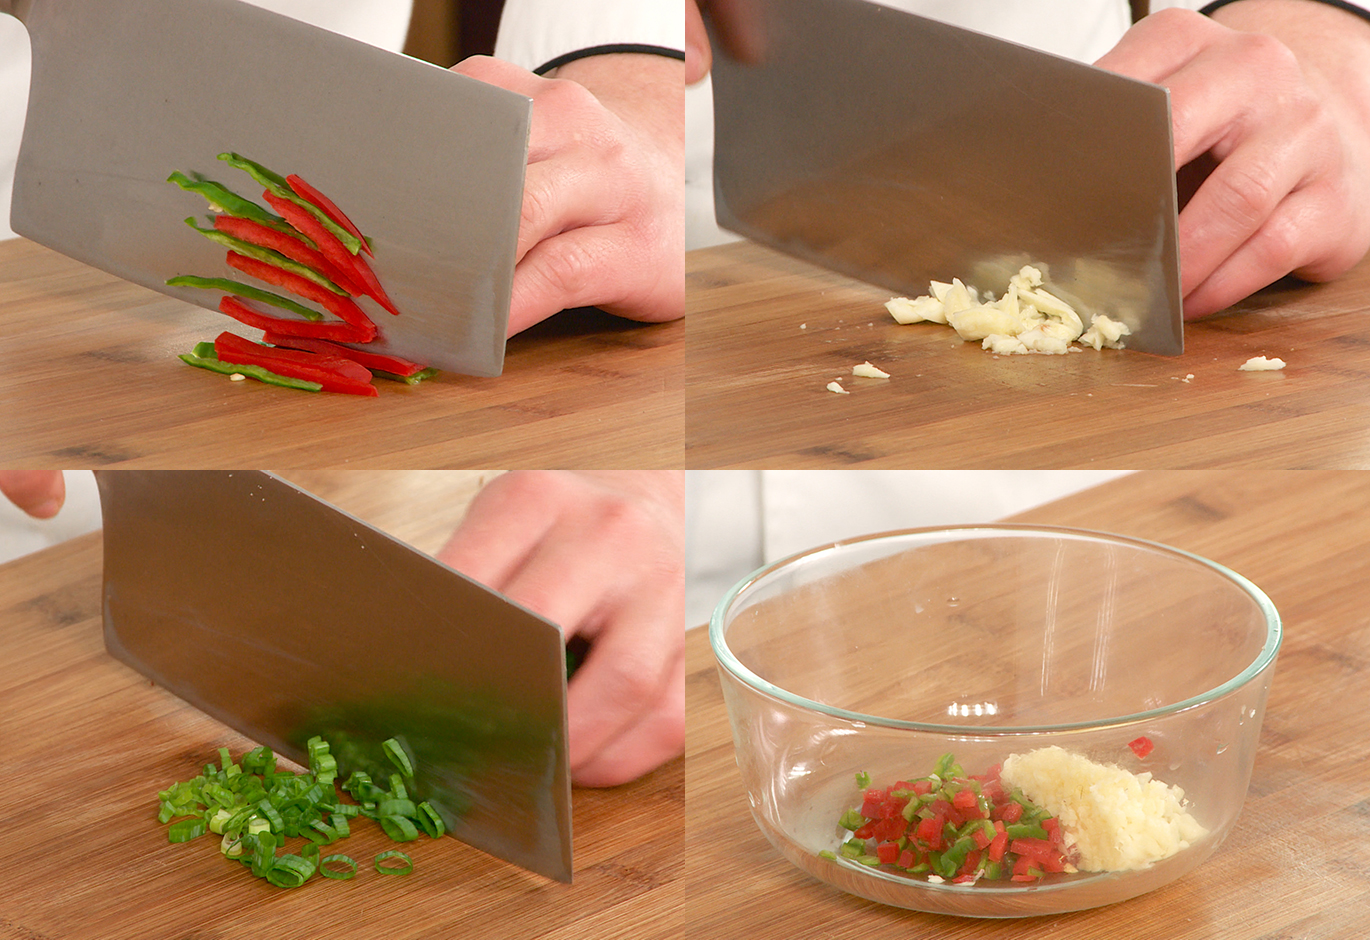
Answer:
[
  {"xmin": 181, "ymin": 217, "xmax": 347, "ymax": 295},
  {"xmin": 180, "ymin": 343, "xmax": 324, "ymax": 392},
  {"xmin": 218, "ymin": 153, "xmax": 363, "ymax": 255},
  {"xmin": 166, "ymin": 275, "xmax": 324, "ymax": 321},
  {"xmin": 167, "ymin": 171, "xmax": 281, "ymax": 226},
  {"xmin": 374, "ymin": 850, "xmax": 414, "ymax": 875},
  {"xmin": 371, "ymin": 367, "xmax": 440, "ymax": 385}
]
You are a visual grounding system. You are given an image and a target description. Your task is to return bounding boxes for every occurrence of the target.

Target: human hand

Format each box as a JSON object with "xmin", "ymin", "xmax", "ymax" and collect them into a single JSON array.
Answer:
[
  {"xmin": 436, "ymin": 470, "xmax": 683, "ymax": 788},
  {"xmin": 687, "ymin": 0, "xmax": 711, "ymax": 83},
  {"xmin": 1096, "ymin": 3, "xmax": 1370, "ymax": 319},
  {"xmin": 449, "ymin": 55, "xmax": 684, "ymax": 336},
  {"xmin": 0, "ymin": 471, "xmax": 65, "ymax": 518}
]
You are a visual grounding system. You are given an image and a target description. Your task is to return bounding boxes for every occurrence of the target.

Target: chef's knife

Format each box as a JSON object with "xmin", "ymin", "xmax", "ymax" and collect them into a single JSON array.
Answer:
[
  {"xmin": 4, "ymin": 0, "xmax": 529, "ymax": 376},
  {"xmin": 96, "ymin": 470, "xmax": 573, "ymax": 883},
  {"xmin": 708, "ymin": 0, "xmax": 1183, "ymax": 355}
]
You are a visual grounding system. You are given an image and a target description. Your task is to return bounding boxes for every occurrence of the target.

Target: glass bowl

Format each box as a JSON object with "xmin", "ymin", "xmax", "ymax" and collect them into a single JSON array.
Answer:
[{"xmin": 709, "ymin": 525, "xmax": 1280, "ymax": 918}]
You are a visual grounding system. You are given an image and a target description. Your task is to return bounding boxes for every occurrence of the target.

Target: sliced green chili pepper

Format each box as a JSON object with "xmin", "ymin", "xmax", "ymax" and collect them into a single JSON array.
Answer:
[
  {"xmin": 180, "ymin": 342, "xmax": 324, "ymax": 392},
  {"xmin": 167, "ymin": 170, "xmax": 281, "ymax": 226},
  {"xmin": 166, "ymin": 275, "xmax": 324, "ymax": 321},
  {"xmin": 218, "ymin": 152, "xmax": 363, "ymax": 255},
  {"xmin": 182, "ymin": 217, "xmax": 346, "ymax": 296}
]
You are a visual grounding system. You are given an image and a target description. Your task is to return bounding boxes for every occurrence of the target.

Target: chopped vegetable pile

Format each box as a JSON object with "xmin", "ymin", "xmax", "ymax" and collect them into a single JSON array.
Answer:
[
  {"xmin": 821, "ymin": 754, "xmax": 1075, "ymax": 885},
  {"xmin": 157, "ymin": 735, "xmax": 443, "ymax": 888},
  {"xmin": 884, "ymin": 264, "xmax": 1132, "ymax": 355},
  {"xmin": 168, "ymin": 153, "xmax": 435, "ymax": 396}
]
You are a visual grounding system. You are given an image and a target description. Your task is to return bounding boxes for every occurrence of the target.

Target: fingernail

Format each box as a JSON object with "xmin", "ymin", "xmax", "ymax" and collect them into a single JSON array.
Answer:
[{"xmin": 31, "ymin": 498, "xmax": 62, "ymax": 519}]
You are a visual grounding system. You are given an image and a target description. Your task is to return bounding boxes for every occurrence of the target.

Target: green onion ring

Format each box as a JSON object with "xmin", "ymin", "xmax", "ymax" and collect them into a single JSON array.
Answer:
[
  {"xmin": 382, "ymin": 737, "xmax": 414, "ymax": 778},
  {"xmin": 379, "ymin": 814, "xmax": 419, "ymax": 843},
  {"xmin": 374, "ymin": 850, "xmax": 413, "ymax": 875},
  {"xmin": 417, "ymin": 802, "xmax": 446, "ymax": 839},
  {"xmin": 319, "ymin": 854, "xmax": 358, "ymax": 880}
]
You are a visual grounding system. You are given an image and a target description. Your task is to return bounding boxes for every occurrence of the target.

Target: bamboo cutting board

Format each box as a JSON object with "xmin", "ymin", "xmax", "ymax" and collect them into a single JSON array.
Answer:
[
  {"xmin": 0, "ymin": 239, "xmax": 683, "ymax": 469},
  {"xmin": 686, "ymin": 241, "xmax": 1370, "ymax": 468},
  {"xmin": 0, "ymin": 473, "xmax": 683, "ymax": 940},
  {"xmin": 686, "ymin": 470, "xmax": 1370, "ymax": 939}
]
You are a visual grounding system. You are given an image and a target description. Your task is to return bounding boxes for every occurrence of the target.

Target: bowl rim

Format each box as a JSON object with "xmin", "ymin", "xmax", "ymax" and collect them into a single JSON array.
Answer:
[{"xmin": 708, "ymin": 523, "xmax": 1283, "ymax": 734}]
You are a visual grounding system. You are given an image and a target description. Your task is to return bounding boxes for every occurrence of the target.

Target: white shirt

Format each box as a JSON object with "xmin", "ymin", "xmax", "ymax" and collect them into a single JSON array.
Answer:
[
  {"xmin": 1, "ymin": 0, "xmax": 413, "ymax": 240},
  {"xmin": 494, "ymin": 0, "xmax": 683, "ymax": 73},
  {"xmin": 685, "ymin": 470, "xmax": 1134, "ymax": 626}
]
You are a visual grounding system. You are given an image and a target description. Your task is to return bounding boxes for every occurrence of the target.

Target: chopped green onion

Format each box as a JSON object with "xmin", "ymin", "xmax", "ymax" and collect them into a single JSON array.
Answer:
[
  {"xmin": 266, "ymin": 853, "xmax": 316, "ymax": 888},
  {"xmin": 382, "ymin": 737, "xmax": 414, "ymax": 778},
  {"xmin": 416, "ymin": 802, "xmax": 445, "ymax": 839},
  {"xmin": 320, "ymin": 854, "xmax": 358, "ymax": 880},
  {"xmin": 374, "ymin": 850, "xmax": 413, "ymax": 875},
  {"xmin": 167, "ymin": 818, "xmax": 207, "ymax": 843},
  {"xmin": 379, "ymin": 815, "xmax": 419, "ymax": 843}
]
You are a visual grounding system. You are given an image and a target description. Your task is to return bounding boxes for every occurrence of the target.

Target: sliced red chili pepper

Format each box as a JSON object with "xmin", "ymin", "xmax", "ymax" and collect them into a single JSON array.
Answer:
[
  {"xmin": 875, "ymin": 841, "xmax": 899, "ymax": 866},
  {"xmin": 264, "ymin": 191, "xmax": 401, "ymax": 316},
  {"xmin": 1128, "ymin": 736, "xmax": 1154, "ymax": 759},
  {"xmin": 259, "ymin": 334, "xmax": 425, "ymax": 376},
  {"xmin": 996, "ymin": 800, "xmax": 1024, "ymax": 824},
  {"xmin": 860, "ymin": 789, "xmax": 886, "ymax": 820},
  {"xmin": 220, "ymin": 297, "xmax": 372, "ymax": 343},
  {"xmin": 226, "ymin": 250, "xmax": 340, "ymax": 306},
  {"xmin": 286, "ymin": 173, "xmax": 372, "ymax": 256},
  {"xmin": 987, "ymin": 822, "xmax": 1009, "ymax": 863},
  {"xmin": 871, "ymin": 815, "xmax": 907, "ymax": 843},
  {"xmin": 897, "ymin": 848, "xmax": 917, "ymax": 870},
  {"xmin": 914, "ymin": 815, "xmax": 942, "ymax": 851},
  {"xmin": 213, "ymin": 331, "xmax": 377, "ymax": 397},
  {"xmin": 214, "ymin": 215, "xmax": 365, "ymax": 296}
]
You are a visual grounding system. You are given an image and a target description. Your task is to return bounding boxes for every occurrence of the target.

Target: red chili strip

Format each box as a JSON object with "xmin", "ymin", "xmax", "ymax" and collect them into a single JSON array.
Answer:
[
  {"xmin": 219, "ymin": 297, "xmax": 371, "ymax": 343},
  {"xmin": 263, "ymin": 191, "xmax": 400, "ymax": 316},
  {"xmin": 214, "ymin": 331, "xmax": 377, "ymax": 397},
  {"xmin": 285, "ymin": 173, "xmax": 372, "ymax": 256},
  {"xmin": 214, "ymin": 215, "xmax": 365, "ymax": 296},
  {"xmin": 226, "ymin": 250, "xmax": 340, "ymax": 306},
  {"xmin": 259, "ymin": 334, "xmax": 426, "ymax": 377}
]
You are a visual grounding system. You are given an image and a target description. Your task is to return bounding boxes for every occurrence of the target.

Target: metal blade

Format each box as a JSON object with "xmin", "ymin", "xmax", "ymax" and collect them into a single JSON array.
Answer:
[
  {"xmin": 96, "ymin": 470, "xmax": 572, "ymax": 883},
  {"xmin": 9, "ymin": 0, "xmax": 530, "ymax": 376},
  {"xmin": 709, "ymin": 0, "xmax": 1183, "ymax": 355}
]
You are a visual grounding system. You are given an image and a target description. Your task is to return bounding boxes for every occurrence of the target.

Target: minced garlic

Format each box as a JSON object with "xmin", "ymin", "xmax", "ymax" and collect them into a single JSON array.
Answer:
[{"xmin": 1000, "ymin": 746, "xmax": 1206, "ymax": 873}]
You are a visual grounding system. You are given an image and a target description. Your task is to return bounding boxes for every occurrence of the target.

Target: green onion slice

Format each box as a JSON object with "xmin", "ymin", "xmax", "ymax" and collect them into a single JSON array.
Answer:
[
  {"xmin": 379, "ymin": 815, "xmax": 420, "ymax": 843},
  {"xmin": 374, "ymin": 850, "xmax": 414, "ymax": 876},
  {"xmin": 319, "ymin": 854, "xmax": 358, "ymax": 880},
  {"xmin": 382, "ymin": 737, "xmax": 414, "ymax": 778}
]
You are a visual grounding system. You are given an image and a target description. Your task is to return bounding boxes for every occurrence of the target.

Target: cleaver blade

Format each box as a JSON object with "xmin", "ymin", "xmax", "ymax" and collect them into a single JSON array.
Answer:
[
  {"xmin": 96, "ymin": 470, "xmax": 573, "ymax": 883},
  {"xmin": 5, "ymin": 0, "xmax": 530, "ymax": 376},
  {"xmin": 708, "ymin": 0, "xmax": 1184, "ymax": 356}
]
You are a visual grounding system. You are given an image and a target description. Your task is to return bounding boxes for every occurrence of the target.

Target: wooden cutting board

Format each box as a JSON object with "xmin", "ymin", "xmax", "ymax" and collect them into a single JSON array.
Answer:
[
  {"xmin": 0, "ymin": 239, "xmax": 683, "ymax": 468},
  {"xmin": 686, "ymin": 241, "xmax": 1370, "ymax": 468},
  {"xmin": 0, "ymin": 474, "xmax": 683, "ymax": 940},
  {"xmin": 685, "ymin": 470, "xmax": 1370, "ymax": 938}
]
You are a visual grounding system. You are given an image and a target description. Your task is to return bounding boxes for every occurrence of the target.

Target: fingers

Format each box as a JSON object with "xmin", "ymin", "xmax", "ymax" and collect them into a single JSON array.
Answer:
[
  {"xmin": 436, "ymin": 471, "xmax": 685, "ymax": 786},
  {"xmin": 1181, "ymin": 183, "xmax": 1342, "ymax": 318},
  {"xmin": 0, "ymin": 471, "xmax": 65, "ymax": 518},
  {"xmin": 686, "ymin": 0, "xmax": 712, "ymax": 85},
  {"xmin": 506, "ymin": 220, "xmax": 683, "ymax": 335},
  {"xmin": 570, "ymin": 646, "xmax": 684, "ymax": 788},
  {"xmin": 1097, "ymin": 8, "xmax": 1369, "ymax": 316}
]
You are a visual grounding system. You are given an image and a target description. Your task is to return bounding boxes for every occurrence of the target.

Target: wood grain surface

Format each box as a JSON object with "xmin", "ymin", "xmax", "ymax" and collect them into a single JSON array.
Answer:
[
  {"xmin": 0, "ymin": 239, "xmax": 683, "ymax": 469},
  {"xmin": 0, "ymin": 473, "xmax": 683, "ymax": 940},
  {"xmin": 685, "ymin": 241, "xmax": 1370, "ymax": 468},
  {"xmin": 685, "ymin": 470, "xmax": 1370, "ymax": 939}
]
